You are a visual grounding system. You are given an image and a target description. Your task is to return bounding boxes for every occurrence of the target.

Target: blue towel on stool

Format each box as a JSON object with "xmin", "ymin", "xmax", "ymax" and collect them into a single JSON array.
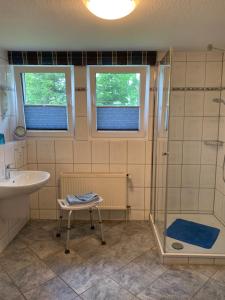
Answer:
[{"xmin": 66, "ymin": 192, "xmax": 99, "ymax": 205}]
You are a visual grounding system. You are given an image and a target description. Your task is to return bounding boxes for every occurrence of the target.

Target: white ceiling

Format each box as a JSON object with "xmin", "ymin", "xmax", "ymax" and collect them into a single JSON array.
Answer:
[{"xmin": 0, "ymin": 0, "xmax": 225, "ymax": 51}]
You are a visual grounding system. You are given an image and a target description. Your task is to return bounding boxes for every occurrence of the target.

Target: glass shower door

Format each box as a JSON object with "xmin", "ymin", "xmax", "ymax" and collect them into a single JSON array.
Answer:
[{"xmin": 151, "ymin": 51, "xmax": 172, "ymax": 251}]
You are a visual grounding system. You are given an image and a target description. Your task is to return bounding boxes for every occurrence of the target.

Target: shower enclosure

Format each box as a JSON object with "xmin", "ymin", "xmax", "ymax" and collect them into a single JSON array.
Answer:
[{"xmin": 150, "ymin": 48, "xmax": 225, "ymax": 262}]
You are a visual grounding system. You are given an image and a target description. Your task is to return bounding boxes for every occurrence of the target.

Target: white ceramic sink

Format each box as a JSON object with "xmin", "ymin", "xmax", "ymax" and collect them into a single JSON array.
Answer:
[{"xmin": 0, "ymin": 171, "xmax": 50, "ymax": 199}]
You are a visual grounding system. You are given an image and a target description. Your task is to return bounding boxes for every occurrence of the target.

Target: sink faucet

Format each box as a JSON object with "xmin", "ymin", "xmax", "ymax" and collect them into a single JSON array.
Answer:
[{"xmin": 5, "ymin": 164, "xmax": 17, "ymax": 179}]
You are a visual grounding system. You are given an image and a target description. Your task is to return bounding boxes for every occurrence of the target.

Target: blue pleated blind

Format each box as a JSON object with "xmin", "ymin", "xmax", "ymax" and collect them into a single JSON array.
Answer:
[
  {"xmin": 24, "ymin": 105, "xmax": 68, "ymax": 130},
  {"xmin": 97, "ymin": 107, "xmax": 139, "ymax": 131}
]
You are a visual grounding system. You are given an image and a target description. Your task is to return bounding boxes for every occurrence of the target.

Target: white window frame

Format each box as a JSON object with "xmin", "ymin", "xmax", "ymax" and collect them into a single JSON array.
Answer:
[
  {"xmin": 14, "ymin": 65, "xmax": 74, "ymax": 137},
  {"xmin": 87, "ymin": 65, "xmax": 150, "ymax": 139}
]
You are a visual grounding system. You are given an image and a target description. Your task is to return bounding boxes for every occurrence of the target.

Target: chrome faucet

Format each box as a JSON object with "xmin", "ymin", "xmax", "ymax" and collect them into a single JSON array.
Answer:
[{"xmin": 5, "ymin": 164, "xmax": 17, "ymax": 179}]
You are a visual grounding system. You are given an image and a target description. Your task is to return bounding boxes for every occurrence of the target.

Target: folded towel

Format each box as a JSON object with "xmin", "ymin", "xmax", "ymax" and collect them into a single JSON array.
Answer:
[{"xmin": 66, "ymin": 192, "xmax": 99, "ymax": 205}]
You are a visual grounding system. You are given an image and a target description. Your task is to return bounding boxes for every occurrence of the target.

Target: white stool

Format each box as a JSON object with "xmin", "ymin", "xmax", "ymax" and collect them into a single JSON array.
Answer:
[{"xmin": 56, "ymin": 197, "xmax": 106, "ymax": 254}]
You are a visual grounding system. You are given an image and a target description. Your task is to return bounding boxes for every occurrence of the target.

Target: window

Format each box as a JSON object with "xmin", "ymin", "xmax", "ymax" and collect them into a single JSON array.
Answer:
[
  {"xmin": 88, "ymin": 66, "xmax": 149, "ymax": 138},
  {"xmin": 14, "ymin": 66, "xmax": 73, "ymax": 136}
]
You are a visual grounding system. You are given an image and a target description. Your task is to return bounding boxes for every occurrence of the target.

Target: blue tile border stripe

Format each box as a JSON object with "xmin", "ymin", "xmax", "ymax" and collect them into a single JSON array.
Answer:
[{"xmin": 8, "ymin": 51, "xmax": 156, "ymax": 66}]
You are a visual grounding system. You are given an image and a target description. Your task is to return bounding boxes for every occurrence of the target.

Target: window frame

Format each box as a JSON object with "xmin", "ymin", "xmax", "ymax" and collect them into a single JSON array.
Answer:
[
  {"xmin": 88, "ymin": 65, "xmax": 150, "ymax": 139},
  {"xmin": 14, "ymin": 65, "xmax": 74, "ymax": 137}
]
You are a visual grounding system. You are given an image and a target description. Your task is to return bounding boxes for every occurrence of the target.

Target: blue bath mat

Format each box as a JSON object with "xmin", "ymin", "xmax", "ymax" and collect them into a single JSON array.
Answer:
[{"xmin": 166, "ymin": 219, "xmax": 220, "ymax": 249}]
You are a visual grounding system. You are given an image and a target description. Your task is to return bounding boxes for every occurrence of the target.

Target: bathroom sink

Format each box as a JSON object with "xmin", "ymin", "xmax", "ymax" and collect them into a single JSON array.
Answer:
[{"xmin": 0, "ymin": 171, "xmax": 50, "ymax": 199}]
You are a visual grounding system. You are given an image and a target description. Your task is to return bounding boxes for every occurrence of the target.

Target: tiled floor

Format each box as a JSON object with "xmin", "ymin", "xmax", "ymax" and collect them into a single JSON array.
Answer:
[{"xmin": 1, "ymin": 220, "xmax": 225, "ymax": 300}]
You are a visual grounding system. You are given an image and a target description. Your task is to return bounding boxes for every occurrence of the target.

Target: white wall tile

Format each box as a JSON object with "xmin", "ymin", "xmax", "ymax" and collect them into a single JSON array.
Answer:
[
  {"xmin": 128, "ymin": 141, "xmax": 145, "ymax": 164},
  {"xmin": 29, "ymin": 192, "xmax": 39, "ymax": 209},
  {"xmin": 92, "ymin": 164, "xmax": 109, "ymax": 173},
  {"xmin": 170, "ymin": 91, "xmax": 185, "ymax": 116},
  {"xmin": 39, "ymin": 187, "xmax": 57, "ymax": 209},
  {"xmin": 182, "ymin": 165, "xmax": 200, "ymax": 187},
  {"xmin": 182, "ymin": 141, "xmax": 201, "ymax": 164},
  {"xmin": 167, "ymin": 165, "xmax": 182, "ymax": 187},
  {"xmin": 30, "ymin": 210, "xmax": 39, "ymax": 219},
  {"xmin": 202, "ymin": 117, "xmax": 219, "ymax": 140},
  {"xmin": 27, "ymin": 139, "xmax": 37, "ymax": 163},
  {"xmin": 206, "ymin": 51, "xmax": 223, "ymax": 62},
  {"xmin": 144, "ymin": 165, "xmax": 152, "ymax": 188},
  {"xmin": 204, "ymin": 91, "xmax": 220, "ymax": 116},
  {"xmin": 76, "ymin": 117, "xmax": 88, "ymax": 140},
  {"xmin": 38, "ymin": 164, "xmax": 56, "ymax": 187},
  {"xmin": 186, "ymin": 62, "xmax": 205, "ymax": 87},
  {"xmin": 110, "ymin": 141, "xmax": 127, "ymax": 164},
  {"xmin": 130, "ymin": 210, "xmax": 145, "ymax": 221},
  {"xmin": 144, "ymin": 188, "xmax": 151, "ymax": 210},
  {"xmin": 128, "ymin": 188, "xmax": 145, "ymax": 210},
  {"xmin": 214, "ymin": 190, "xmax": 223, "ymax": 221},
  {"xmin": 128, "ymin": 164, "xmax": 145, "ymax": 188},
  {"xmin": 109, "ymin": 164, "xmax": 127, "ymax": 173},
  {"xmin": 73, "ymin": 164, "xmax": 91, "ymax": 173},
  {"xmin": 183, "ymin": 117, "xmax": 202, "ymax": 140},
  {"xmin": 199, "ymin": 189, "xmax": 214, "ymax": 212},
  {"xmin": 201, "ymin": 142, "xmax": 217, "ymax": 165},
  {"xmin": 200, "ymin": 165, "xmax": 216, "ymax": 188},
  {"xmin": 39, "ymin": 210, "xmax": 57, "ymax": 220},
  {"xmin": 219, "ymin": 91, "xmax": 225, "ymax": 116},
  {"xmin": 216, "ymin": 166, "xmax": 224, "ymax": 195},
  {"xmin": 205, "ymin": 62, "xmax": 222, "ymax": 87},
  {"xmin": 92, "ymin": 141, "xmax": 109, "ymax": 163},
  {"xmin": 167, "ymin": 188, "xmax": 181, "ymax": 211},
  {"xmin": 55, "ymin": 163, "xmax": 73, "ymax": 185},
  {"xmin": 55, "ymin": 139, "xmax": 73, "ymax": 163},
  {"xmin": 173, "ymin": 51, "xmax": 186, "ymax": 62},
  {"xmin": 219, "ymin": 117, "xmax": 225, "ymax": 141},
  {"xmin": 4, "ymin": 143, "xmax": 15, "ymax": 166},
  {"xmin": 168, "ymin": 141, "xmax": 182, "ymax": 164},
  {"xmin": 186, "ymin": 52, "xmax": 206, "ymax": 62},
  {"xmin": 181, "ymin": 188, "xmax": 199, "ymax": 211},
  {"xmin": 185, "ymin": 91, "xmax": 204, "ymax": 116},
  {"xmin": 37, "ymin": 140, "xmax": 55, "ymax": 163},
  {"xmin": 0, "ymin": 146, "xmax": 5, "ymax": 178},
  {"xmin": 171, "ymin": 62, "xmax": 186, "ymax": 87},
  {"xmin": 169, "ymin": 117, "xmax": 184, "ymax": 140},
  {"xmin": 74, "ymin": 141, "xmax": 91, "ymax": 164}
]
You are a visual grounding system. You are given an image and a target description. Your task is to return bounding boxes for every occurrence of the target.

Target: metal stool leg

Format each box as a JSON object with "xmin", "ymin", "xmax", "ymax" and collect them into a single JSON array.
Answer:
[
  {"xmin": 96, "ymin": 206, "xmax": 106, "ymax": 245},
  {"xmin": 89, "ymin": 208, "xmax": 95, "ymax": 230},
  {"xmin": 56, "ymin": 208, "xmax": 63, "ymax": 238},
  {"xmin": 65, "ymin": 210, "xmax": 73, "ymax": 254}
]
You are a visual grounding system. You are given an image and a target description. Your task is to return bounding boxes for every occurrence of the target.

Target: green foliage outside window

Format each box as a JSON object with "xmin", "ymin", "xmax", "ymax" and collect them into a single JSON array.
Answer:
[
  {"xmin": 23, "ymin": 73, "xmax": 67, "ymax": 106},
  {"xmin": 96, "ymin": 73, "xmax": 140, "ymax": 106}
]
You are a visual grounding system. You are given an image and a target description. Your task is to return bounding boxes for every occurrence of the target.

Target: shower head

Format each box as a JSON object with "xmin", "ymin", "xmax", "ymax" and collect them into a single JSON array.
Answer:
[
  {"xmin": 213, "ymin": 98, "xmax": 225, "ymax": 105},
  {"xmin": 207, "ymin": 44, "xmax": 214, "ymax": 51},
  {"xmin": 207, "ymin": 43, "xmax": 225, "ymax": 52}
]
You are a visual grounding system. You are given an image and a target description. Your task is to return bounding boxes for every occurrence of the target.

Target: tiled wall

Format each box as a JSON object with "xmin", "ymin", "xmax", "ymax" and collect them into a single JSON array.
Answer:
[
  {"xmin": 214, "ymin": 55, "xmax": 225, "ymax": 223},
  {"xmin": 0, "ymin": 141, "xmax": 28, "ymax": 252},
  {"xmin": 167, "ymin": 51, "xmax": 223, "ymax": 213},
  {"xmin": 27, "ymin": 66, "xmax": 154, "ymax": 221},
  {"xmin": 0, "ymin": 49, "xmax": 16, "ymax": 142}
]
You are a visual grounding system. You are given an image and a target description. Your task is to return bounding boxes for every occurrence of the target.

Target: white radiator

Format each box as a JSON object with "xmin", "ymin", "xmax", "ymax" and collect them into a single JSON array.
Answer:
[{"xmin": 60, "ymin": 173, "xmax": 128, "ymax": 210}]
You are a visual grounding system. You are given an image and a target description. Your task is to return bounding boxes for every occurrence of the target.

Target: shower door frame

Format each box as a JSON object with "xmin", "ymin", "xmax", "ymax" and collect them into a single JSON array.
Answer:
[{"xmin": 150, "ymin": 49, "xmax": 173, "ymax": 254}]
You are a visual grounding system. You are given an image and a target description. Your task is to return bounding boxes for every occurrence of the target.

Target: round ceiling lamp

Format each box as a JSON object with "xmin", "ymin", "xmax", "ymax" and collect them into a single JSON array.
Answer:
[{"xmin": 83, "ymin": 0, "xmax": 138, "ymax": 20}]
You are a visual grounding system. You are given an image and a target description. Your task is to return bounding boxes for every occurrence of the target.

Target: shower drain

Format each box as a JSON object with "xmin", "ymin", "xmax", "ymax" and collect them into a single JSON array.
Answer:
[{"xmin": 172, "ymin": 242, "xmax": 184, "ymax": 250}]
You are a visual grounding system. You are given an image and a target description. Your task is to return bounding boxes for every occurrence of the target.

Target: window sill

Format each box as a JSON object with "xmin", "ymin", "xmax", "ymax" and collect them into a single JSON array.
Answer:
[
  {"xmin": 25, "ymin": 130, "xmax": 74, "ymax": 138},
  {"xmin": 90, "ymin": 129, "xmax": 147, "ymax": 139}
]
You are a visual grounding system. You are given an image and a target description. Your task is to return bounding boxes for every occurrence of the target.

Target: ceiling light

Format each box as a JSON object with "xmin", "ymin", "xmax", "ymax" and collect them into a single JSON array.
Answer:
[{"xmin": 83, "ymin": 0, "xmax": 138, "ymax": 20}]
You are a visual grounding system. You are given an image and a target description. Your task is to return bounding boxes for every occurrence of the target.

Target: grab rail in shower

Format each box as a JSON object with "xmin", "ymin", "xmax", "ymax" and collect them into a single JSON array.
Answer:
[{"xmin": 204, "ymin": 140, "xmax": 224, "ymax": 147}]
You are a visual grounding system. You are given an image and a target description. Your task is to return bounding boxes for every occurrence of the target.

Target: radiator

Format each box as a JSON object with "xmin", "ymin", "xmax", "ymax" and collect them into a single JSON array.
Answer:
[{"xmin": 60, "ymin": 173, "xmax": 128, "ymax": 210}]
